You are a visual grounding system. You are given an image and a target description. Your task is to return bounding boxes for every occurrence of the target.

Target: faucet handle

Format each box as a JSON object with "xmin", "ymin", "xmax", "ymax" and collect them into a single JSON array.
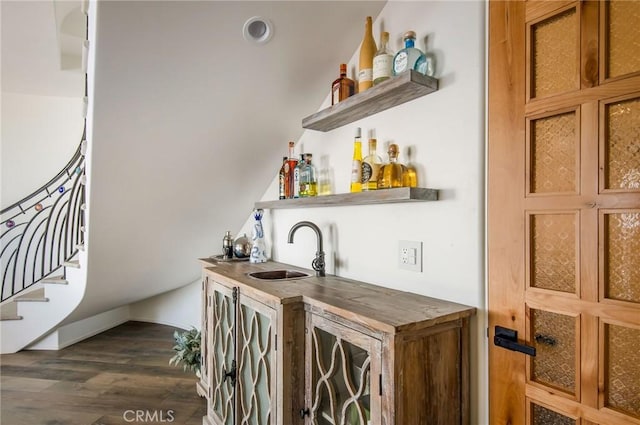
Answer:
[{"xmin": 312, "ymin": 252, "xmax": 325, "ymax": 277}]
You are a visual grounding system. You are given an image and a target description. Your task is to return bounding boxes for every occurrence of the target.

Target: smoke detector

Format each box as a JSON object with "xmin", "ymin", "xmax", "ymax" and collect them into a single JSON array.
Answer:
[{"xmin": 243, "ymin": 16, "xmax": 273, "ymax": 44}]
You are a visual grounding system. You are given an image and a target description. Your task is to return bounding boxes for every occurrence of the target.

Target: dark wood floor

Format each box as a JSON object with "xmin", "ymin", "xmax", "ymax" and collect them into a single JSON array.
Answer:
[{"xmin": 0, "ymin": 321, "xmax": 206, "ymax": 425}]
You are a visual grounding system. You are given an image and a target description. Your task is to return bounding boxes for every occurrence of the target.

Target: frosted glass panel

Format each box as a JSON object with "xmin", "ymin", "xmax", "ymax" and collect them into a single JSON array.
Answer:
[
  {"xmin": 238, "ymin": 304, "xmax": 272, "ymax": 425},
  {"xmin": 531, "ymin": 403, "xmax": 576, "ymax": 425},
  {"xmin": 606, "ymin": 324, "xmax": 640, "ymax": 417},
  {"xmin": 211, "ymin": 290, "xmax": 235, "ymax": 425},
  {"xmin": 607, "ymin": 0, "xmax": 640, "ymax": 78},
  {"xmin": 530, "ymin": 309, "xmax": 576, "ymax": 394},
  {"xmin": 532, "ymin": 8, "xmax": 578, "ymax": 98},
  {"xmin": 311, "ymin": 327, "xmax": 371, "ymax": 425},
  {"xmin": 605, "ymin": 97, "xmax": 640, "ymax": 190},
  {"xmin": 605, "ymin": 212, "xmax": 640, "ymax": 303},
  {"xmin": 530, "ymin": 112, "xmax": 577, "ymax": 193},
  {"xmin": 530, "ymin": 214, "xmax": 577, "ymax": 293}
]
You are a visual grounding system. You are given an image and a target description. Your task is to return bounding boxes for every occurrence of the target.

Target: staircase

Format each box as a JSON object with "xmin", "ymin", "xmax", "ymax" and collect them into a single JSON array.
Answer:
[{"xmin": 0, "ymin": 1, "xmax": 89, "ymax": 354}]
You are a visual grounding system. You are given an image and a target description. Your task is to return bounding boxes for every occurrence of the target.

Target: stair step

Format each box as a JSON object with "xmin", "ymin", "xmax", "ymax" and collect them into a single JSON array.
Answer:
[
  {"xmin": 81, "ymin": 203, "xmax": 86, "ymax": 211},
  {"xmin": 77, "ymin": 243, "xmax": 85, "ymax": 251},
  {"xmin": 0, "ymin": 302, "xmax": 23, "ymax": 321},
  {"xmin": 62, "ymin": 260, "xmax": 81, "ymax": 268},
  {"xmin": 42, "ymin": 276, "xmax": 69, "ymax": 285},
  {"xmin": 15, "ymin": 288, "xmax": 49, "ymax": 302}
]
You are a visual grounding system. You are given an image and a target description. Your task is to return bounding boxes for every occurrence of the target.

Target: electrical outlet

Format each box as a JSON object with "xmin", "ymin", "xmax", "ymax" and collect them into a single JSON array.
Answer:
[{"xmin": 399, "ymin": 241, "xmax": 422, "ymax": 272}]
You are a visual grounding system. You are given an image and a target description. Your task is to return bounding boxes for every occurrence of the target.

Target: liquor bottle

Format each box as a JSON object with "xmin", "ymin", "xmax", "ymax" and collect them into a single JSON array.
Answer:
[
  {"xmin": 393, "ymin": 31, "xmax": 424, "ymax": 76},
  {"xmin": 402, "ymin": 146, "xmax": 418, "ymax": 187},
  {"xmin": 377, "ymin": 143, "xmax": 406, "ymax": 189},
  {"xmin": 278, "ymin": 156, "xmax": 288, "ymax": 199},
  {"xmin": 318, "ymin": 155, "xmax": 333, "ymax": 196},
  {"xmin": 299, "ymin": 153, "xmax": 318, "ymax": 197},
  {"xmin": 358, "ymin": 16, "xmax": 377, "ymax": 93},
  {"xmin": 415, "ymin": 52, "xmax": 436, "ymax": 77},
  {"xmin": 293, "ymin": 154, "xmax": 304, "ymax": 198},
  {"xmin": 350, "ymin": 127, "xmax": 363, "ymax": 193},
  {"xmin": 373, "ymin": 31, "xmax": 393, "ymax": 86},
  {"xmin": 285, "ymin": 141, "xmax": 298, "ymax": 199},
  {"xmin": 331, "ymin": 64, "xmax": 355, "ymax": 105},
  {"xmin": 361, "ymin": 130, "xmax": 382, "ymax": 190}
]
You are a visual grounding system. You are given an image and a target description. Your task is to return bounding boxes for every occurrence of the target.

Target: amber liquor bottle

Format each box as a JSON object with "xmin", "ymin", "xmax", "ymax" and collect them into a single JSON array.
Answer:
[
  {"xmin": 377, "ymin": 143, "xmax": 406, "ymax": 189},
  {"xmin": 285, "ymin": 141, "xmax": 298, "ymax": 199},
  {"xmin": 331, "ymin": 64, "xmax": 355, "ymax": 105}
]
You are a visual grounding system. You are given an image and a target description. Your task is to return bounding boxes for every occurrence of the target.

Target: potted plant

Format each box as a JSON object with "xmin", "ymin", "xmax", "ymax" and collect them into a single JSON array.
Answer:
[{"xmin": 169, "ymin": 327, "xmax": 201, "ymax": 376}]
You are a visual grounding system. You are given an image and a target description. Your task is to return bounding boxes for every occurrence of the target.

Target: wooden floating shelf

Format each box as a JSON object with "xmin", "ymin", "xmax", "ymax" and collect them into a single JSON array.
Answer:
[
  {"xmin": 255, "ymin": 187, "xmax": 438, "ymax": 209},
  {"xmin": 302, "ymin": 70, "xmax": 438, "ymax": 132}
]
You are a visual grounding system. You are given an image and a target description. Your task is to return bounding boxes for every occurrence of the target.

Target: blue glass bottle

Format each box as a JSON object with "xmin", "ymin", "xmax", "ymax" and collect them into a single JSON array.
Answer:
[{"xmin": 393, "ymin": 31, "xmax": 424, "ymax": 76}]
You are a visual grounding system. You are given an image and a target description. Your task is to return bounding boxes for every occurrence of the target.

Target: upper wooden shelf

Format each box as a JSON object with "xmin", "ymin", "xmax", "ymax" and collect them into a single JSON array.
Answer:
[
  {"xmin": 302, "ymin": 70, "xmax": 438, "ymax": 132},
  {"xmin": 255, "ymin": 187, "xmax": 438, "ymax": 209}
]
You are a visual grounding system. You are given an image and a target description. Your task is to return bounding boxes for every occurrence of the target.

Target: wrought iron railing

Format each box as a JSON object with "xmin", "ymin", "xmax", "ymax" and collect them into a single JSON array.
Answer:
[{"xmin": 0, "ymin": 139, "xmax": 86, "ymax": 302}]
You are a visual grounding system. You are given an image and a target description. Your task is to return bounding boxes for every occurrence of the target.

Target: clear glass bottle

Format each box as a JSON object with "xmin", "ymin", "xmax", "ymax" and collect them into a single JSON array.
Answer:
[
  {"xmin": 377, "ymin": 143, "xmax": 406, "ymax": 189},
  {"xmin": 278, "ymin": 156, "xmax": 288, "ymax": 200},
  {"xmin": 415, "ymin": 51, "xmax": 436, "ymax": 77},
  {"xmin": 393, "ymin": 31, "xmax": 424, "ymax": 76},
  {"xmin": 361, "ymin": 130, "xmax": 382, "ymax": 190},
  {"xmin": 293, "ymin": 154, "xmax": 304, "ymax": 198},
  {"xmin": 317, "ymin": 155, "xmax": 333, "ymax": 196},
  {"xmin": 350, "ymin": 127, "xmax": 363, "ymax": 193},
  {"xmin": 299, "ymin": 154, "xmax": 318, "ymax": 197},
  {"xmin": 358, "ymin": 16, "xmax": 377, "ymax": 93},
  {"xmin": 373, "ymin": 31, "xmax": 394, "ymax": 86},
  {"xmin": 332, "ymin": 63, "xmax": 355, "ymax": 105},
  {"xmin": 402, "ymin": 146, "xmax": 418, "ymax": 187}
]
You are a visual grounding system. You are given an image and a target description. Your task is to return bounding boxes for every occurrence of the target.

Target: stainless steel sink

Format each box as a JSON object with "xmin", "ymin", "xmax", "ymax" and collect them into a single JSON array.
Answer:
[{"xmin": 247, "ymin": 270, "xmax": 310, "ymax": 280}]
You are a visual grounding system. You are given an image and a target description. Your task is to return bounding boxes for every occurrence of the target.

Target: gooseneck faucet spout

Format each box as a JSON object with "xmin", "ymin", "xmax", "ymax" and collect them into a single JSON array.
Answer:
[{"xmin": 287, "ymin": 221, "xmax": 325, "ymax": 277}]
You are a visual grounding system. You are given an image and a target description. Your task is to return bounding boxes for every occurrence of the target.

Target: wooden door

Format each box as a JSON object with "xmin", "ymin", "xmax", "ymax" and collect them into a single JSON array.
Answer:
[
  {"xmin": 236, "ymin": 293, "xmax": 278, "ymax": 425},
  {"xmin": 304, "ymin": 313, "xmax": 382, "ymax": 425},
  {"xmin": 488, "ymin": 1, "xmax": 640, "ymax": 424},
  {"xmin": 207, "ymin": 279, "xmax": 236, "ymax": 425}
]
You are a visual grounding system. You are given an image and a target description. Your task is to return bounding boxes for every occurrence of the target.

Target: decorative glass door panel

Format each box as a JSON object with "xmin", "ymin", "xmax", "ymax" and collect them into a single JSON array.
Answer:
[
  {"xmin": 602, "ymin": 211, "xmax": 640, "ymax": 303},
  {"xmin": 603, "ymin": 322, "xmax": 640, "ymax": 417},
  {"xmin": 209, "ymin": 282, "xmax": 236, "ymax": 425},
  {"xmin": 528, "ymin": 6, "xmax": 579, "ymax": 99},
  {"xmin": 528, "ymin": 402, "xmax": 577, "ymax": 425},
  {"xmin": 604, "ymin": 0, "xmax": 640, "ymax": 80},
  {"xmin": 305, "ymin": 314, "xmax": 382, "ymax": 425},
  {"xmin": 602, "ymin": 95, "xmax": 640, "ymax": 192},
  {"xmin": 237, "ymin": 295, "xmax": 276, "ymax": 425}
]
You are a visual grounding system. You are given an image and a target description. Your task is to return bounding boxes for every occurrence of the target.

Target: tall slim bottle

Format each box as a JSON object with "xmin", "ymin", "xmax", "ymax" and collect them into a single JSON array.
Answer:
[
  {"xmin": 362, "ymin": 130, "xmax": 382, "ymax": 190},
  {"xmin": 350, "ymin": 127, "xmax": 363, "ymax": 192},
  {"xmin": 373, "ymin": 31, "xmax": 393, "ymax": 86},
  {"xmin": 358, "ymin": 16, "xmax": 377, "ymax": 93},
  {"xmin": 278, "ymin": 156, "xmax": 287, "ymax": 199},
  {"xmin": 285, "ymin": 141, "xmax": 298, "ymax": 199}
]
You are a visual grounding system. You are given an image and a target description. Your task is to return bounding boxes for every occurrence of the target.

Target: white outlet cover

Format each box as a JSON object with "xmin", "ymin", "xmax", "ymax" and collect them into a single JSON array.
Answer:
[{"xmin": 399, "ymin": 240, "xmax": 422, "ymax": 272}]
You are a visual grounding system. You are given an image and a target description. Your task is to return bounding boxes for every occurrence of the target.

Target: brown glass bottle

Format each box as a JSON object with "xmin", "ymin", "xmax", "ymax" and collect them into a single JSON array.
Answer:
[{"xmin": 331, "ymin": 64, "xmax": 355, "ymax": 105}]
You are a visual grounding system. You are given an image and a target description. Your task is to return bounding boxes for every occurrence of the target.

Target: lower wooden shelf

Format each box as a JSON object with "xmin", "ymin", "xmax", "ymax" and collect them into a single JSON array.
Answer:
[{"xmin": 254, "ymin": 187, "xmax": 438, "ymax": 209}]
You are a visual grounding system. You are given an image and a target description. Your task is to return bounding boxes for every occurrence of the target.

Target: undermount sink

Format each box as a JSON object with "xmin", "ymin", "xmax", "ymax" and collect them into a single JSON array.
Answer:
[{"xmin": 247, "ymin": 270, "xmax": 310, "ymax": 281}]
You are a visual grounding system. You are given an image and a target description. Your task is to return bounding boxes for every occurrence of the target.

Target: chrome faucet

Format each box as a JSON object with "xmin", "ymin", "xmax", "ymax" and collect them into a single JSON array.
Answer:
[{"xmin": 287, "ymin": 221, "xmax": 325, "ymax": 277}]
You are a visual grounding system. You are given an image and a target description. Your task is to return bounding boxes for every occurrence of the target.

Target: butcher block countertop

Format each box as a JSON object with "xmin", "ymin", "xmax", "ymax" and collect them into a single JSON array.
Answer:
[{"xmin": 200, "ymin": 257, "xmax": 476, "ymax": 335}]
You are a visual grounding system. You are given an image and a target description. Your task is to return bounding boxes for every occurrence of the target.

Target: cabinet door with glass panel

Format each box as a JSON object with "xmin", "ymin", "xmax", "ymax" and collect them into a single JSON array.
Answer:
[
  {"xmin": 205, "ymin": 278, "xmax": 278, "ymax": 425},
  {"xmin": 303, "ymin": 313, "xmax": 382, "ymax": 425}
]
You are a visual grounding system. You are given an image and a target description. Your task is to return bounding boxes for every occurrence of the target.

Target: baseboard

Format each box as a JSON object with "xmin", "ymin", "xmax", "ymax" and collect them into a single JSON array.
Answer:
[
  {"xmin": 28, "ymin": 306, "xmax": 130, "ymax": 350},
  {"xmin": 128, "ymin": 317, "xmax": 193, "ymax": 331}
]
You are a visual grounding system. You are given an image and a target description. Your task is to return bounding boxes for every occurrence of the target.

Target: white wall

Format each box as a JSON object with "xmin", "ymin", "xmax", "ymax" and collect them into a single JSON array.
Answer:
[
  {"xmin": 244, "ymin": 1, "xmax": 487, "ymax": 422},
  {"xmin": 129, "ymin": 279, "xmax": 201, "ymax": 331},
  {"xmin": 0, "ymin": 93, "xmax": 83, "ymax": 207}
]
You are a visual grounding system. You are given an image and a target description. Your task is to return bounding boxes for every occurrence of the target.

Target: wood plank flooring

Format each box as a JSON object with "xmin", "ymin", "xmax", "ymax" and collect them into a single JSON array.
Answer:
[{"xmin": 0, "ymin": 321, "xmax": 206, "ymax": 425}]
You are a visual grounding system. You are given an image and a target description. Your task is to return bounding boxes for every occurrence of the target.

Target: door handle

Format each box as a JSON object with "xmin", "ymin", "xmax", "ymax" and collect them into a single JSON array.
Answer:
[{"xmin": 494, "ymin": 325, "xmax": 536, "ymax": 357}]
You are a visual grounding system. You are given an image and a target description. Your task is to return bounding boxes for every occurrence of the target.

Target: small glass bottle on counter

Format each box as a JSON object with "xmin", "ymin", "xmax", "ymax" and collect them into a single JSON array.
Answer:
[
  {"xmin": 331, "ymin": 63, "xmax": 355, "ymax": 105},
  {"xmin": 377, "ymin": 143, "xmax": 406, "ymax": 189},
  {"xmin": 299, "ymin": 153, "xmax": 318, "ymax": 197},
  {"xmin": 393, "ymin": 31, "xmax": 424, "ymax": 76}
]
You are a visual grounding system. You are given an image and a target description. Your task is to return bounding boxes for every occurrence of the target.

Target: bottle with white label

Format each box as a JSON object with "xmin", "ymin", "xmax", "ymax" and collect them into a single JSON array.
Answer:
[
  {"xmin": 393, "ymin": 31, "xmax": 424, "ymax": 76},
  {"xmin": 373, "ymin": 31, "xmax": 394, "ymax": 85}
]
